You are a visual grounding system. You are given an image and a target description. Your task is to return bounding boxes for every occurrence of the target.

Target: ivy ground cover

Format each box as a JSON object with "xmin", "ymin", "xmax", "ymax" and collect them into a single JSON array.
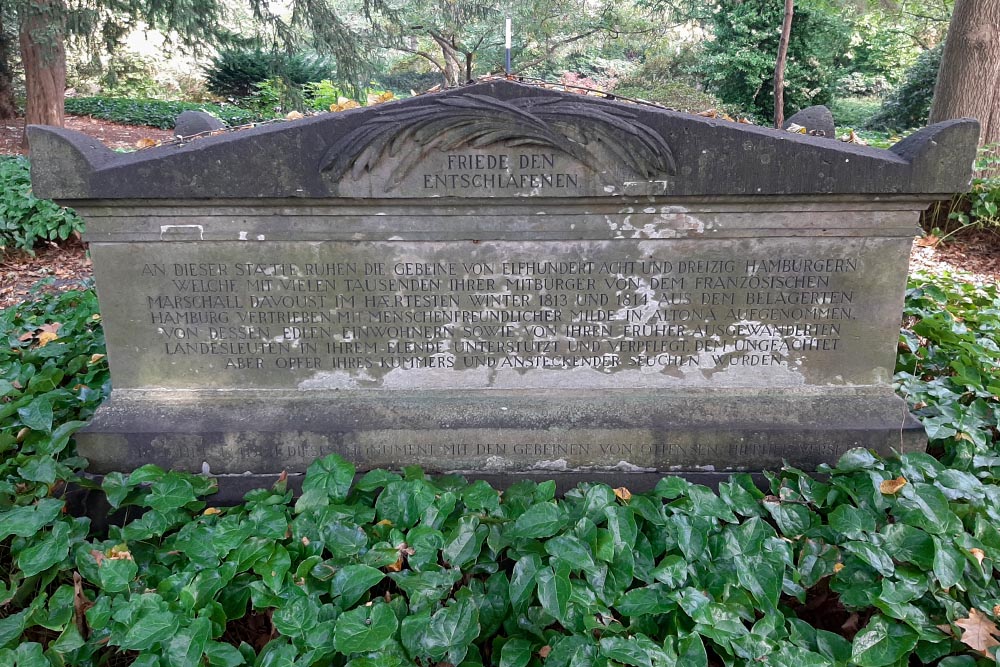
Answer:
[{"xmin": 1, "ymin": 271, "xmax": 999, "ymax": 666}]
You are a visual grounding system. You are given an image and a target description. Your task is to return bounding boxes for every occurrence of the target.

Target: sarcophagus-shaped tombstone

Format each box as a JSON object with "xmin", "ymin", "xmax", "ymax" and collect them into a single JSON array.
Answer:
[{"xmin": 29, "ymin": 80, "xmax": 978, "ymax": 491}]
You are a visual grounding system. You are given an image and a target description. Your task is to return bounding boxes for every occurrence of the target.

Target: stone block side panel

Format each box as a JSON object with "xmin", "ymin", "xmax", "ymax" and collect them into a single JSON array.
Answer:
[{"xmin": 75, "ymin": 388, "xmax": 924, "ymax": 476}]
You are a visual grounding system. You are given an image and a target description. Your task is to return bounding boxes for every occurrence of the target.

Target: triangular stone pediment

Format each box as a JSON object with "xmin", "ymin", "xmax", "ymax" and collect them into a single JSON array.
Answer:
[{"xmin": 29, "ymin": 79, "xmax": 978, "ymax": 200}]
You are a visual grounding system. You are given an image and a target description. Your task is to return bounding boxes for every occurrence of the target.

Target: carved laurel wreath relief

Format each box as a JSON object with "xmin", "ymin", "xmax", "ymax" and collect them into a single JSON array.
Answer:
[{"xmin": 320, "ymin": 93, "xmax": 676, "ymax": 191}]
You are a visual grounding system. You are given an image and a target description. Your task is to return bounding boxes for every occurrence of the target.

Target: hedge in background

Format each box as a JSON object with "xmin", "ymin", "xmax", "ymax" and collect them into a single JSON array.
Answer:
[{"xmin": 64, "ymin": 97, "xmax": 272, "ymax": 130}]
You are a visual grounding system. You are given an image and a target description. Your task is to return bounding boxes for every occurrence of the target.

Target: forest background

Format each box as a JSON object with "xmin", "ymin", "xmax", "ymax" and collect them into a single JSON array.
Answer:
[{"xmin": 0, "ymin": 0, "xmax": 995, "ymax": 151}]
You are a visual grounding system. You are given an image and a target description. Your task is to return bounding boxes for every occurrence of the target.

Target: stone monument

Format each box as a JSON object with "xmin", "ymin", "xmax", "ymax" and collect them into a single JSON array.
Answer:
[{"xmin": 29, "ymin": 79, "xmax": 978, "ymax": 491}]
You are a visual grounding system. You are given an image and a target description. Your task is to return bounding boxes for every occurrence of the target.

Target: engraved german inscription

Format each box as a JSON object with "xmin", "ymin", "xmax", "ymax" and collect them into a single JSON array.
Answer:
[{"xmin": 118, "ymin": 238, "xmax": 876, "ymax": 391}]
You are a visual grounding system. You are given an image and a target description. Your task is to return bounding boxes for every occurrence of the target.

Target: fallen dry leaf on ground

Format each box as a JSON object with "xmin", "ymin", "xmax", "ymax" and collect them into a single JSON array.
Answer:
[{"xmin": 955, "ymin": 609, "xmax": 1000, "ymax": 655}]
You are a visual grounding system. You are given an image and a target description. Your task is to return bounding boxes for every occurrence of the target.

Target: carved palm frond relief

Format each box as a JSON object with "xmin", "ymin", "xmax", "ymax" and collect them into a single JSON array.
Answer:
[{"xmin": 320, "ymin": 93, "xmax": 676, "ymax": 190}]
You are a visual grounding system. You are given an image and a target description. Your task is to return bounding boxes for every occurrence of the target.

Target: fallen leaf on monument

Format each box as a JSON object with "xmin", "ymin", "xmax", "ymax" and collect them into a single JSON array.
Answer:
[
  {"xmin": 955, "ymin": 608, "xmax": 1000, "ymax": 655},
  {"xmin": 367, "ymin": 91, "xmax": 394, "ymax": 105},
  {"xmin": 331, "ymin": 97, "xmax": 361, "ymax": 112}
]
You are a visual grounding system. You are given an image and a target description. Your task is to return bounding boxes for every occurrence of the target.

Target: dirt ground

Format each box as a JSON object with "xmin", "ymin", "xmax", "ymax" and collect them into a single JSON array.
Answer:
[
  {"xmin": 0, "ymin": 115, "xmax": 174, "ymax": 154},
  {"xmin": 1, "ymin": 115, "xmax": 998, "ymax": 311}
]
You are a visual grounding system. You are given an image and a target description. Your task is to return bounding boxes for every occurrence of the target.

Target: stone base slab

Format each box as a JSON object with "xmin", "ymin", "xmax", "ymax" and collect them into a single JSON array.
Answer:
[{"xmin": 77, "ymin": 388, "xmax": 924, "ymax": 485}]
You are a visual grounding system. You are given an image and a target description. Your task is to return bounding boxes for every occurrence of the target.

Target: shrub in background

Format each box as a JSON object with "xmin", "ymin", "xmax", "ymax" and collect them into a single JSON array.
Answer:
[
  {"xmin": 0, "ymin": 157, "xmax": 85, "ymax": 255},
  {"xmin": 866, "ymin": 44, "xmax": 942, "ymax": 131},
  {"xmin": 66, "ymin": 48, "xmax": 215, "ymax": 101},
  {"xmin": 616, "ymin": 46, "xmax": 729, "ymax": 113},
  {"xmin": 700, "ymin": 0, "xmax": 852, "ymax": 123},
  {"xmin": 923, "ymin": 144, "xmax": 1000, "ymax": 237},
  {"xmin": 829, "ymin": 96, "xmax": 882, "ymax": 130},
  {"xmin": 205, "ymin": 48, "xmax": 335, "ymax": 110}
]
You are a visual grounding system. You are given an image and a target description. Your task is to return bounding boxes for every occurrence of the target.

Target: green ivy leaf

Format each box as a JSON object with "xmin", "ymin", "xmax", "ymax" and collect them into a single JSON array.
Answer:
[
  {"xmin": 894, "ymin": 483, "xmax": 960, "ymax": 536},
  {"xmin": 829, "ymin": 505, "xmax": 876, "ymax": 539},
  {"xmin": 499, "ymin": 637, "xmax": 534, "ymax": 667},
  {"xmin": 17, "ymin": 521, "xmax": 70, "ymax": 577},
  {"xmin": 17, "ymin": 455, "xmax": 57, "ymax": 484},
  {"xmin": 677, "ymin": 633, "xmax": 708, "ymax": 667},
  {"xmin": 0, "ymin": 608, "xmax": 29, "ymax": 649},
  {"xmin": 204, "ymin": 641, "xmax": 247, "ymax": 667},
  {"xmin": 442, "ymin": 516, "xmax": 485, "ymax": 569},
  {"xmin": 764, "ymin": 499, "xmax": 815, "ymax": 537},
  {"xmin": 850, "ymin": 615, "xmax": 918, "ymax": 667},
  {"xmin": 843, "ymin": 541, "xmax": 895, "ymax": 577},
  {"xmin": 652, "ymin": 554, "xmax": 688, "ymax": 589},
  {"xmin": 931, "ymin": 537, "xmax": 964, "ymax": 588},
  {"xmin": 11, "ymin": 643, "xmax": 48, "ymax": 667},
  {"xmin": 0, "ymin": 498, "xmax": 64, "ymax": 540},
  {"xmin": 599, "ymin": 636, "xmax": 651, "ymax": 667},
  {"xmin": 272, "ymin": 596, "xmax": 319, "ymax": 639},
  {"xmin": 462, "ymin": 480, "xmax": 501, "ymax": 512},
  {"xmin": 333, "ymin": 603, "xmax": 398, "ymax": 654},
  {"xmin": 146, "ymin": 475, "xmax": 197, "ymax": 512},
  {"xmin": 331, "ymin": 564, "xmax": 386, "ymax": 608},
  {"xmin": 115, "ymin": 600, "xmax": 181, "ymax": 651},
  {"xmin": 99, "ymin": 556, "xmax": 138, "ymax": 593},
  {"xmin": 509, "ymin": 554, "xmax": 541, "ymax": 613},
  {"xmin": 536, "ymin": 564, "xmax": 571, "ymax": 622},
  {"xmin": 300, "ymin": 454, "xmax": 355, "ymax": 507},
  {"xmin": 545, "ymin": 534, "xmax": 596, "ymax": 573},
  {"xmin": 508, "ymin": 502, "xmax": 567, "ymax": 539},
  {"xmin": 164, "ymin": 616, "xmax": 211, "ymax": 667},
  {"xmin": 615, "ymin": 584, "xmax": 676, "ymax": 616},
  {"xmin": 421, "ymin": 597, "xmax": 480, "ymax": 664},
  {"xmin": 376, "ymin": 480, "xmax": 436, "ymax": 529},
  {"xmin": 17, "ymin": 396, "xmax": 53, "ymax": 433}
]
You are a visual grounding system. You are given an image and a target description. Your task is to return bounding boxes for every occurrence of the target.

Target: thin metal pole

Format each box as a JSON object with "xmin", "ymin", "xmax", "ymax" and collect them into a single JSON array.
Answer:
[{"xmin": 505, "ymin": 17, "xmax": 512, "ymax": 75}]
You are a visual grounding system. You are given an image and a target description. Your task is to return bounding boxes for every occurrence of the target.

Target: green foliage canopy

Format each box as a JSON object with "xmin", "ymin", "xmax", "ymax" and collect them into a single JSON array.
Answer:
[{"xmin": 699, "ymin": 0, "xmax": 852, "ymax": 122}]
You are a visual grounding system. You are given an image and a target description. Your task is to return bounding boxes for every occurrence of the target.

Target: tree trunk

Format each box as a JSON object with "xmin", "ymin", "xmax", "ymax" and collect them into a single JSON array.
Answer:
[
  {"xmin": 929, "ymin": 0, "xmax": 1000, "ymax": 174},
  {"xmin": 0, "ymin": 12, "xmax": 18, "ymax": 119},
  {"xmin": 773, "ymin": 0, "xmax": 794, "ymax": 128},
  {"xmin": 19, "ymin": 0, "xmax": 66, "ymax": 140},
  {"xmin": 430, "ymin": 33, "xmax": 463, "ymax": 87}
]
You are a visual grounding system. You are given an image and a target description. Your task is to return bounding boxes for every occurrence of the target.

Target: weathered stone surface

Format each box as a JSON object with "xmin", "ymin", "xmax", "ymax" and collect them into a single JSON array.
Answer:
[
  {"xmin": 174, "ymin": 110, "xmax": 226, "ymax": 138},
  {"xmin": 783, "ymin": 105, "xmax": 836, "ymax": 138},
  {"xmin": 26, "ymin": 79, "xmax": 979, "ymax": 486}
]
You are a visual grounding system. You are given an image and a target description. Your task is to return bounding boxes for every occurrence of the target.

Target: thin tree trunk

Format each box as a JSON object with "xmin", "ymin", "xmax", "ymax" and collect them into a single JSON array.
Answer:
[
  {"xmin": 431, "ymin": 36, "xmax": 463, "ymax": 87},
  {"xmin": 465, "ymin": 51, "xmax": 473, "ymax": 83},
  {"xmin": 19, "ymin": 0, "xmax": 66, "ymax": 143},
  {"xmin": 0, "ymin": 12, "xmax": 18, "ymax": 119},
  {"xmin": 929, "ymin": 0, "xmax": 1000, "ymax": 175},
  {"xmin": 773, "ymin": 0, "xmax": 794, "ymax": 128}
]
